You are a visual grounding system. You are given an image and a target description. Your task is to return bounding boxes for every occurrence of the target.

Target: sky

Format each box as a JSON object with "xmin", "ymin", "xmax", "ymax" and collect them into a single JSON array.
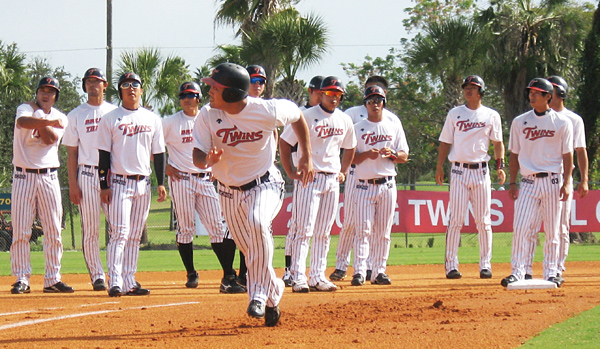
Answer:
[{"xmin": 0, "ymin": 0, "xmax": 413, "ymax": 90}]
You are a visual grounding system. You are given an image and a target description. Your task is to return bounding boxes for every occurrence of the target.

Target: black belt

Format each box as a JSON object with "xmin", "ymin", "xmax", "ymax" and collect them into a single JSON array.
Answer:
[
  {"xmin": 454, "ymin": 162, "xmax": 487, "ymax": 169},
  {"xmin": 82, "ymin": 165, "xmax": 99, "ymax": 169},
  {"xmin": 224, "ymin": 172, "xmax": 270, "ymax": 191},
  {"xmin": 534, "ymin": 173, "xmax": 552, "ymax": 178},
  {"xmin": 359, "ymin": 176, "xmax": 393, "ymax": 185},
  {"xmin": 15, "ymin": 167, "xmax": 57, "ymax": 174},
  {"xmin": 191, "ymin": 172, "xmax": 209, "ymax": 178},
  {"xmin": 317, "ymin": 172, "xmax": 336, "ymax": 175},
  {"xmin": 116, "ymin": 174, "xmax": 146, "ymax": 181}
]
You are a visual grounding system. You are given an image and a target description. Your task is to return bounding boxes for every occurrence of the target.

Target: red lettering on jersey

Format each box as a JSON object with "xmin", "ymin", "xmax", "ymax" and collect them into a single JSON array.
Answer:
[
  {"xmin": 85, "ymin": 117, "xmax": 102, "ymax": 125},
  {"xmin": 182, "ymin": 136, "xmax": 193, "ymax": 143},
  {"xmin": 456, "ymin": 119, "xmax": 486, "ymax": 132},
  {"xmin": 216, "ymin": 126, "xmax": 263, "ymax": 146},
  {"xmin": 180, "ymin": 129, "xmax": 192, "ymax": 135},
  {"xmin": 86, "ymin": 125, "xmax": 98, "ymax": 133},
  {"xmin": 118, "ymin": 123, "xmax": 153, "ymax": 137},
  {"xmin": 362, "ymin": 132, "xmax": 393, "ymax": 146},
  {"xmin": 523, "ymin": 126, "xmax": 555, "ymax": 140},
  {"xmin": 315, "ymin": 125, "xmax": 344, "ymax": 138}
]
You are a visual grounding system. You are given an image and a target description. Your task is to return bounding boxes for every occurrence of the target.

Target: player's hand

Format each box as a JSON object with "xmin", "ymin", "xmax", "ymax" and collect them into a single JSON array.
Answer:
[
  {"xmin": 337, "ymin": 172, "xmax": 346, "ymax": 183},
  {"xmin": 165, "ymin": 164, "xmax": 183, "ymax": 181},
  {"xmin": 69, "ymin": 185, "xmax": 83, "ymax": 205},
  {"xmin": 435, "ymin": 166, "xmax": 444, "ymax": 185},
  {"xmin": 497, "ymin": 169, "xmax": 506, "ymax": 185},
  {"xmin": 206, "ymin": 146, "xmax": 224, "ymax": 167},
  {"xmin": 157, "ymin": 185, "xmax": 167, "ymax": 202},
  {"xmin": 50, "ymin": 118, "xmax": 64, "ymax": 129},
  {"xmin": 577, "ymin": 180, "xmax": 589, "ymax": 199},
  {"xmin": 508, "ymin": 184, "xmax": 518, "ymax": 200},
  {"xmin": 297, "ymin": 155, "xmax": 314, "ymax": 186},
  {"xmin": 100, "ymin": 188, "xmax": 112, "ymax": 205},
  {"xmin": 365, "ymin": 148, "xmax": 380, "ymax": 160},
  {"xmin": 559, "ymin": 183, "xmax": 572, "ymax": 201}
]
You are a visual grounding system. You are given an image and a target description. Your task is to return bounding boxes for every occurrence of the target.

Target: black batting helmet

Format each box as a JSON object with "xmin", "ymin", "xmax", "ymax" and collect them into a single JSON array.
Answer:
[
  {"xmin": 363, "ymin": 85, "xmax": 386, "ymax": 106},
  {"xmin": 547, "ymin": 75, "xmax": 568, "ymax": 99},
  {"xmin": 179, "ymin": 81, "xmax": 201, "ymax": 95},
  {"xmin": 308, "ymin": 75, "xmax": 324, "ymax": 90},
  {"xmin": 118, "ymin": 72, "xmax": 142, "ymax": 99},
  {"xmin": 320, "ymin": 76, "xmax": 345, "ymax": 93},
  {"xmin": 526, "ymin": 78, "xmax": 553, "ymax": 94},
  {"xmin": 462, "ymin": 75, "xmax": 486, "ymax": 95},
  {"xmin": 37, "ymin": 77, "xmax": 60, "ymax": 102},
  {"xmin": 82, "ymin": 68, "xmax": 107, "ymax": 93},
  {"xmin": 246, "ymin": 65, "xmax": 267, "ymax": 80},
  {"xmin": 202, "ymin": 63, "xmax": 250, "ymax": 103}
]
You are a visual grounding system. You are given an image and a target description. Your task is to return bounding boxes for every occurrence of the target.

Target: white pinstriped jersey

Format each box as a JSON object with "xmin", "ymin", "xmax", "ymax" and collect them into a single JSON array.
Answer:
[
  {"xmin": 192, "ymin": 98, "xmax": 300, "ymax": 187},
  {"xmin": 280, "ymin": 105, "xmax": 356, "ymax": 172},
  {"xmin": 163, "ymin": 110, "xmax": 210, "ymax": 174},
  {"xmin": 96, "ymin": 106, "xmax": 165, "ymax": 176},
  {"xmin": 558, "ymin": 108, "xmax": 586, "ymax": 149},
  {"xmin": 439, "ymin": 105, "xmax": 502, "ymax": 163},
  {"xmin": 344, "ymin": 105, "xmax": 401, "ymax": 125},
  {"xmin": 62, "ymin": 102, "xmax": 117, "ymax": 166},
  {"xmin": 13, "ymin": 104, "xmax": 68, "ymax": 169},
  {"xmin": 353, "ymin": 118, "xmax": 409, "ymax": 179},
  {"xmin": 509, "ymin": 109, "xmax": 573, "ymax": 176}
]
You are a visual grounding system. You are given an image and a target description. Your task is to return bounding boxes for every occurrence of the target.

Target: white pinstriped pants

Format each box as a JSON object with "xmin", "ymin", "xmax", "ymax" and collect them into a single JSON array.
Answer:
[
  {"xmin": 512, "ymin": 174, "xmax": 563, "ymax": 280},
  {"xmin": 77, "ymin": 165, "xmax": 109, "ymax": 282},
  {"xmin": 11, "ymin": 169, "xmax": 63, "ymax": 287},
  {"xmin": 352, "ymin": 179, "xmax": 396, "ymax": 280},
  {"xmin": 335, "ymin": 168, "xmax": 357, "ymax": 271},
  {"xmin": 106, "ymin": 174, "xmax": 151, "ymax": 291},
  {"xmin": 169, "ymin": 174, "xmax": 228, "ymax": 244},
  {"xmin": 290, "ymin": 172, "xmax": 339, "ymax": 285},
  {"xmin": 445, "ymin": 164, "xmax": 492, "ymax": 273},
  {"xmin": 217, "ymin": 169, "xmax": 285, "ymax": 307}
]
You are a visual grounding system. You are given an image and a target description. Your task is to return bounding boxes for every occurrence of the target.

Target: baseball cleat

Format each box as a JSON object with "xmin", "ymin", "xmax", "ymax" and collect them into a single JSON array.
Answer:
[
  {"xmin": 220, "ymin": 274, "xmax": 246, "ymax": 294},
  {"xmin": 501, "ymin": 275, "xmax": 518, "ymax": 287},
  {"xmin": 237, "ymin": 274, "xmax": 247, "ymax": 288},
  {"xmin": 108, "ymin": 286, "xmax": 122, "ymax": 297},
  {"xmin": 309, "ymin": 280, "xmax": 337, "ymax": 292},
  {"xmin": 555, "ymin": 273, "xmax": 565, "ymax": 286},
  {"xmin": 366, "ymin": 270, "xmax": 372, "ymax": 281},
  {"xmin": 43, "ymin": 282, "xmax": 75, "ymax": 293},
  {"xmin": 292, "ymin": 280, "xmax": 309, "ymax": 293},
  {"xmin": 480, "ymin": 269, "xmax": 492, "ymax": 279},
  {"xmin": 247, "ymin": 300, "xmax": 265, "ymax": 319},
  {"xmin": 93, "ymin": 279, "xmax": 108, "ymax": 291},
  {"xmin": 11, "ymin": 281, "xmax": 30, "ymax": 294},
  {"xmin": 329, "ymin": 269, "xmax": 347, "ymax": 281},
  {"xmin": 446, "ymin": 269, "xmax": 462, "ymax": 279},
  {"xmin": 265, "ymin": 305, "xmax": 281, "ymax": 327},
  {"xmin": 351, "ymin": 274, "xmax": 364, "ymax": 286},
  {"xmin": 125, "ymin": 286, "xmax": 150, "ymax": 296},
  {"xmin": 548, "ymin": 275, "xmax": 563, "ymax": 287},
  {"xmin": 186, "ymin": 272, "xmax": 199, "ymax": 288},
  {"xmin": 282, "ymin": 269, "xmax": 293, "ymax": 287},
  {"xmin": 372, "ymin": 273, "xmax": 392, "ymax": 285}
]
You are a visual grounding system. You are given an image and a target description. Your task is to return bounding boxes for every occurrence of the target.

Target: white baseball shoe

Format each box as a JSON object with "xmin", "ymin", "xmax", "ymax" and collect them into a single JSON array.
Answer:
[
  {"xmin": 309, "ymin": 280, "xmax": 337, "ymax": 292},
  {"xmin": 292, "ymin": 280, "xmax": 309, "ymax": 293}
]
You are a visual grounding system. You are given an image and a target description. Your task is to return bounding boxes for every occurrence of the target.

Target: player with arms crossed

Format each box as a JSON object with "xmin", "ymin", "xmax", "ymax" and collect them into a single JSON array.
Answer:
[
  {"xmin": 350, "ymin": 86, "xmax": 408, "ymax": 286},
  {"xmin": 501, "ymin": 78, "xmax": 573, "ymax": 288},
  {"xmin": 163, "ymin": 81, "xmax": 245, "ymax": 293},
  {"xmin": 97, "ymin": 72, "xmax": 167, "ymax": 297},
  {"xmin": 436, "ymin": 75, "xmax": 506, "ymax": 280},
  {"xmin": 63, "ymin": 68, "xmax": 116, "ymax": 291},
  {"xmin": 192, "ymin": 63, "xmax": 313, "ymax": 327},
  {"xmin": 10, "ymin": 77, "xmax": 73, "ymax": 294}
]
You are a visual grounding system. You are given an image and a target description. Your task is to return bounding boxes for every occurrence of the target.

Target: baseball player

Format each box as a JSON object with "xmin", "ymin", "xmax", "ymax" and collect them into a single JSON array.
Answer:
[
  {"xmin": 247, "ymin": 65, "xmax": 267, "ymax": 98},
  {"xmin": 501, "ymin": 78, "xmax": 573, "ymax": 288},
  {"xmin": 11, "ymin": 77, "xmax": 73, "ymax": 294},
  {"xmin": 163, "ymin": 81, "xmax": 245, "ymax": 293},
  {"xmin": 523, "ymin": 76, "xmax": 588, "ymax": 285},
  {"xmin": 350, "ymin": 85, "xmax": 409, "ymax": 286},
  {"xmin": 97, "ymin": 72, "xmax": 167, "ymax": 297},
  {"xmin": 282, "ymin": 75, "xmax": 323, "ymax": 287},
  {"xmin": 63, "ymin": 68, "xmax": 116, "ymax": 291},
  {"xmin": 330, "ymin": 76, "xmax": 399, "ymax": 283},
  {"xmin": 280, "ymin": 76, "xmax": 356, "ymax": 293},
  {"xmin": 436, "ymin": 75, "xmax": 506, "ymax": 280},
  {"xmin": 192, "ymin": 63, "xmax": 313, "ymax": 327}
]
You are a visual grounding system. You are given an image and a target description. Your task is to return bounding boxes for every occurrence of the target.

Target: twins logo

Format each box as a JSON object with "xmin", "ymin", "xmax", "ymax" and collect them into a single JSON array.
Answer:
[
  {"xmin": 315, "ymin": 124, "xmax": 344, "ymax": 138},
  {"xmin": 118, "ymin": 123, "xmax": 152, "ymax": 137},
  {"xmin": 362, "ymin": 132, "xmax": 392, "ymax": 146},
  {"xmin": 216, "ymin": 125, "xmax": 263, "ymax": 146},
  {"xmin": 523, "ymin": 125, "xmax": 555, "ymax": 140},
  {"xmin": 456, "ymin": 119, "xmax": 486, "ymax": 132}
]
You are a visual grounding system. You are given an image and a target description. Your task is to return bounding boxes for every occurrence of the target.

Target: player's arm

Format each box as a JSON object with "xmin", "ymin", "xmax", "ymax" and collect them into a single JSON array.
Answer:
[
  {"xmin": 290, "ymin": 113, "xmax": 314, "ymax": 185},
  {"xmin": 66, "ymin": 146, "xmax": 82, "ymax": 205},
  {"xmin": 165, "ymin": 163, "xmax": 183, "ymax": 181},
  {"xmin": 379, "ymin": 147, "xmax": 408, "ymax": 164},
  {"xmin": 98, "ymin": 150, "xmax": 112, "ymax": 204},
  {"xmin": 339, "ymin": 147, "xmax": 356, "ymax": 183},
  {"xmin": 508, "ymin": 152, "xmax": 520, "ymax": 200},
  {"xmin": 353, "ymin": 148, "xmax": 379, "ymax": 165},
  {"xmin": 560, "ymin": 152, "xmax": 574, "ymax": 201},
  {"xmin": 153, "ymin": 152, "xmax": 167, "ymax": 202},
  {"xmin": 575, "ymin": 147, "xmax": 589, "ymax": 198},
  {"xmin": 492, "ymin": 140, "xmax": 506, "ymax": 185},
  {"xmin": 435, "ymin": 142, "xmax": 451, "ymax": 185},
  {"xmin": 278, "ymin": 138, "xmax": 300, "ymax": 180},
  {"xmin": 17, "ymin": 116, "xmax": 64, "ymax": 145}
]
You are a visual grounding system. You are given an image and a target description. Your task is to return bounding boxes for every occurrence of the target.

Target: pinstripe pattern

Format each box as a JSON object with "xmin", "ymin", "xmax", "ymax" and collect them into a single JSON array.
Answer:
[
  {"xmin": 11, "ymin": 169, "xmax": 63, "ymax": 287},
  {"xmin": 169, "ymin": 174, "xmax": 227, "ymax": 244},
  {"xmin": 78, "ymin": 165, "xmax": 108, "ymax": 282},
  {"xmin": 289, "ymin": 172, "xmax": 339, "ymax": 285},
  {"xmin": 335, "ymin": 168, "xmax": 356, "ymax": 271},
  {"xmin": 352, "ymin": 179, "xmax": 396, "ymax": 280},
  {"xmin": 511, "ymin": 174, "xmax": 563, "ymax": 280},
  {"xmin": 217, "ymin": 169, "xmax": 285, "ymax": 307},
  {"xmin": 106, "ymin": 175, "xmax": 151, "ymax": 291},
  {"xmin": 445, "ymin": 164, "xmax": 492, "ymax": 273}
]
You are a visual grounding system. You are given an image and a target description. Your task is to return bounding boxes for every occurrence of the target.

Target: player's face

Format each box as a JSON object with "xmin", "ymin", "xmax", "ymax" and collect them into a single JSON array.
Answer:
[
  {"xmin": 36, "ymin": 86, "xmax": 57, "ymax": 109},
  {"xmin": 85, "ymin": 77, "xmax": 107, "ymax": 98},
  {"xmin": 528, "ymin": 89, "xmax": 550, "ymax": 110},
  {"xmin": 179, "ymin": 93, "xmax": 200, "ymax": 112},
  {"xmin": 249, "ymin": 77, "xmax": 266, "ymax": 98},
  {"xmin": 120, "ymin": 80, "xmax": 142, "ymax": 107},
  {"xmin": 463, "ymin": 84, "xmax": 481, "ymax": 102},
  {"xmin": 365, "ymin": 97, "xmax": 384, "ymax": 118},
  {"xmin": 321, "ymin": 90, "xmax": 343, "ymax": 110},
  {"xmin": 308, "ymin": 88, "xmax": 322, "ymax": 106},
  {"xmin": 208, "ymin": 85, "xmax": 226, "ymax": 109}
]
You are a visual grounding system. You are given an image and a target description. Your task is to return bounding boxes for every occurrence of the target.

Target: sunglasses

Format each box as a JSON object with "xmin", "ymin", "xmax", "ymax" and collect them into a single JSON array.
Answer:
[
  {"xmin": 120, "ymin": 81, "xmax": 141, "ymax": 89},
  {"xmin": 250, "ymin": 77, "xmax": 266, "ymax": 85},
  {"xmin": 366, "ymin": 97, "xmax": 385, "ymax": 105},
  {"xmin": 323, "ymin": 90, "xmax": 343, "ymax": 98},
  {"xmin": 179, "ymin": 93, "xmax": 199, "ymax": 100}
]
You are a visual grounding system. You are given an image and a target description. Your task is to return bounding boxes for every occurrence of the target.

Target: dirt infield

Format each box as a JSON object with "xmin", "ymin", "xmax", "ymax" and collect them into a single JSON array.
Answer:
[{"xmin": 0, "ymin": 261, "xmax": 599, "ymax": 348}]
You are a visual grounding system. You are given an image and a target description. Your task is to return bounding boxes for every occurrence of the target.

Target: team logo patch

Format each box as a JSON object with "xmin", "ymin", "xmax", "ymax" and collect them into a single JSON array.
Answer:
[
  {"xmin": 523, "ymin": 126, "xmax": 555, "ymax": 140},
  {"xmin": 362, "ymin": 132, "xmax": 392, "ymax": 146},
  {"xmin": 216, "ymin": 125, "xmax": 263, "ymax": 146},
  {"xmin": 315, "ymin": 124, "xmax": 344, "ymax": 138},
  {"xmin": 457, "ymin": 119, "xmax": 486, "ymax": 132}
]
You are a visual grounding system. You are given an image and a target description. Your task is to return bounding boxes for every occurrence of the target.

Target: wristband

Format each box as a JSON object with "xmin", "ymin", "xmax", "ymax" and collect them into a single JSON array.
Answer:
[
  {"xmin": 388, "ymin": 150, "xmax": 398, "ymax": 161},
  {"xmin": 496, "ymin": 158, "xmax": 505, "ymax": 170}
]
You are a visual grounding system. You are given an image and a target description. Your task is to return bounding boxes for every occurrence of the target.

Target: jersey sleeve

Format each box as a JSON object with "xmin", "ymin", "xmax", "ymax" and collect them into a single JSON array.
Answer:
[
  {"xmin": 508, "ymin": 117, "xmax": 520, "ymax": 154},
  {"xmin": 15, "ymin": 104, "xmax": 34, "ymax": 127},
  {"xmin": 151, "ymin": 114, "xmax": 166, "ymax": 154},
  {"xmin": 394, "ymin": 122, "xmax": 409, "ymax": 154},
  {"xmin": 61, "ymin": 109, "xmax": 79, "ymax": 147},
  {"xmin": 279, "ymin": 123, "xmax": 298, "ymax": 146},
  {"xmin": 274, "ymin": 99, "xmax": 301, "ymax": 127},
  {"xmin": 561, "ymin": 119, "xmax": 574, "ymax": 155},
  {"xmin": 572, "ymin": 116, "xmax": 586, "ymax": 149},
  {"xmin": 95, "ymin": 114, "xmax": 112, "ymax": 153},
  {"xmin": 438, "ymin": 110, "xmax": 455, "ymax": 144},
  {"xmin": 341, "ymin": 115, "xmax": 357, "ymax": 149},
  {"xmin": 489, "ymin": 110, "xmax": 503, "ymax": 143},
  {"xmin": 192, "ymin": 107, "xmax": 212, "ymax": 153}
]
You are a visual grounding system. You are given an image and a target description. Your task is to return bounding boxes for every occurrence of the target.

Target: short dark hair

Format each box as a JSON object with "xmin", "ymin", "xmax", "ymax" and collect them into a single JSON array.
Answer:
[{"xmin": 365, "ymin": 76, "xmax": 389, "ymax": 90}]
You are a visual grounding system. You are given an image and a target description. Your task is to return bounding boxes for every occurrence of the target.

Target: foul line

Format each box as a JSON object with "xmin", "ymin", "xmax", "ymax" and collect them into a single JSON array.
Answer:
[{"xmin": 0, "ymin": 301, "xmax": 199, "ymax": 331}]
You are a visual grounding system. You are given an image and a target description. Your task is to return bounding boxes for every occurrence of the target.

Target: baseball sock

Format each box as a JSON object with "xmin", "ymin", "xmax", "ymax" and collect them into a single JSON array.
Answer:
[
  {"xmin": 212, "ymin": 238, "xmax": 237, "ymax": 277},
  {"xmin": 285, "ymin": 255, "xmax": 291, "ymax": 269},
  {"xmin": 239, "ymin": 251, "xmax": 247, "ymax": 277},
  {"xmin": 177, "ymin": 242, "xmax": 195, "ymax": 274}
]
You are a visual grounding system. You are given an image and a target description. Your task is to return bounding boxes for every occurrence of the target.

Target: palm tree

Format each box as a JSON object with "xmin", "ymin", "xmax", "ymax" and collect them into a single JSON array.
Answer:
[{"xmin": 116, "ymin": 47, "xmax": 191, "ymax": 116}]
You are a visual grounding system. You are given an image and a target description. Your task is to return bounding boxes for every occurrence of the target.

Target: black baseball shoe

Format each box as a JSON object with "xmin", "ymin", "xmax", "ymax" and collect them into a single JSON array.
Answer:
[
  {"xmin": 525, "ymin": 274, "xmax": 533, "ymax": 280},
  {"xmin": 93, "ymin": 279, "xmax": 107, "ymax": 291},
  {"xmin": 43, "ymin": 282, "xmax": 75, "ymax": 293},
  {"xmin": 247, "ymin": 300, "xmax": 265, "ymax": 318},
  {"xmin": 329, "ymin": 269, "xmax": 347, "ymax": 281},
  {"xmin": 108, "ymin": 286, "xmax": 122, "ymax": 297},
  {"xmin": 366, "ymin": 270, "xmax": 372, "ymax": 281},
  {"xmin": 11, "ymin": 281, "xmax": 30, "ymax": 294},
  {"xmin": 126, "ymin": 286, "xmax": 150, "ymax": 296},
  {"xmin": 220, "ymin": 274, "xmax": 246, "ymax": 294},
  {"xmin": 480, "ymin": 269, "xmax": 492, "ymax": 279},
  {"xmin": 186, "ymin": 272, "xmax": 199, "ymax": 288},
  {"xmin": 555, "ymin": 273, "xmax": 565, "ymax": 286},
  {"xmin": 548, "ymin": 276, "xmax": 563, "ymax": 288},
  {"xmin": 372, "ymin": 273, "xmax": 392, "ymax": 285},
  {"xmin": 265, "ymin": 305, "xmax": 281, "ymax": 327},
  {"xmin": 446, "ymin": 269, "xmax": 462, "ymax": 279},
  {"xmin": 501, "ymin": 275, "xmax": 518, "ymax": 287},
  {"xmin": 237, "ymin": 274, "xmax": 247, "ymax": 288},
  {"xmin": 351, "ymin": 274, "xmax": 364, "ymax": 286}
]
